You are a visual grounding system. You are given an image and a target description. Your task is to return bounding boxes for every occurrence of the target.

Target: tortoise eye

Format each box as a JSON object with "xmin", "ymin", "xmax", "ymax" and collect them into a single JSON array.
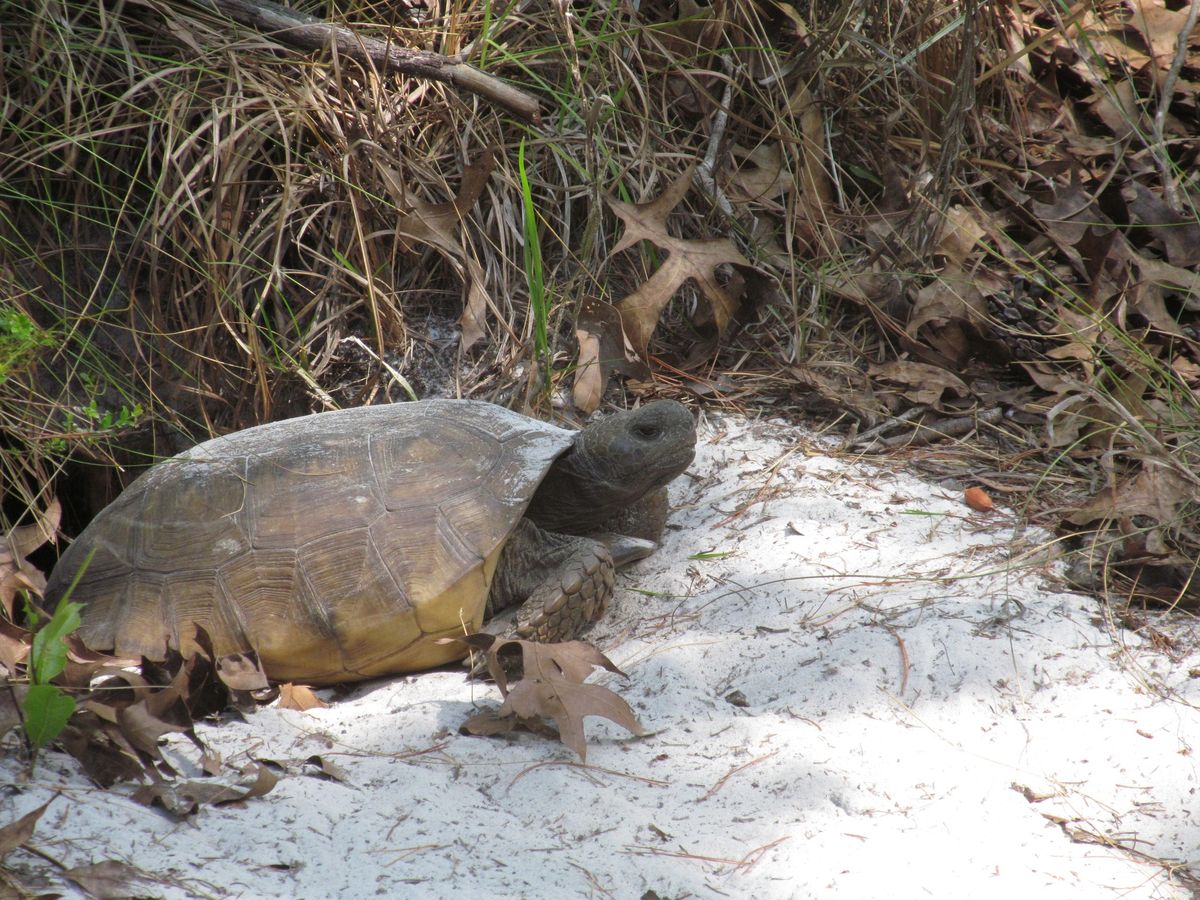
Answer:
[{"xmin": 634, "ymin": 423, "xmax": 660, "ymax": 439}]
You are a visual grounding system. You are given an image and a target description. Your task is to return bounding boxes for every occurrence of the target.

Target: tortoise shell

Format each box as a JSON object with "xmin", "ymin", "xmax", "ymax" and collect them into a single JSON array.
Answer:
[{"xmin": 46, "ymin": 401, "xmax": 576, "ymax": 682}]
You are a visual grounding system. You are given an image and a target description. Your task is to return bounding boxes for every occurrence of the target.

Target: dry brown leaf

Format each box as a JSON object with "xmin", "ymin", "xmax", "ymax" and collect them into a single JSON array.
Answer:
[
  {"xmin": 116, "ymin": 665, "xmax": 195, "ymax": 755},
  {"xmin": 277, "ymin": 683, "xmax": 328, "ymax": 711},
  {"xmin": 1066, "ymin": 463, "xmax": 1198, "ymax": 526},
  {"xmin": 787, "ymin": 79, "xmax": 834, "ymax": 254},
  {"xmin": 0, "ymin": 800, "xmax": 50, "ymax": 860},
  {"xmin": 459, "ymin": 633, "xmax": 625, "ymax": 693},
  {"xmin": 384, "ymin": 149, "xmax": 497, "ymax": 350},
  {"xmin": 1123, "ymin": 182, "xmax": 1200, "ymax": 267},
  {"xmin": 5, "ymin": 498, "xmax": 60, "ymax": 561},
  {"xmin": 300, "ymin": 754, "xmax": 350, "ymax": 783},
  {"xmin": 936, "ymin": 205, "xmax": 987, "ymax": 269},
  {"xmin": 1133, "ymin": 256, "xmax": 1200, "ymax": 308},
  {"xmin": 65, "ymin": 860, "xmax": 159, "ymax": 899},
  {"xmin": 572, "ymin": 325, "xmax": 604, "ymax": 415},
  {"xmin": 728, "ymin": 143, "xmax": 791, "ymax": 203},
  {"xmin": 216, "ymin": 651, "xmax": 270, "ymax": 692},
  {"xmin": 458, "ymin": 634, "xmax": 642, "ymax": 761},
  {"xmin": 131, "ymin": 763, "xmax": 278, "ymax": 818},
  {"xmin": 1, "ymin": 498, "xmax": 59, "ymax": 621},
  {"xmin": 569, "ymin": 296, "xmax": 647, "ymax": 413},
  {"xmin": 608, "ymin": 165, "xmax": 754, "ymax": 358},
  {"xmin": 964, "ymin": 487, "xmax": 995, "ymax": 513},
  {"xmin": 1129, "ymin": 2, "xmax": 1198, "ymax": 63},
  {"xmin": 0, "ymin": 619, "xmax": 30, "ymax": 676},
  {"xmin": 1045, "ymin": 394, "xmax": 1122, "ymax": 450},
  {"xmin": 59, "ymin": 635, "xmax": 135, "ymax": 690},
  {"xmin": 496, "ymin": 677, "xmax": 645, "ymax": 762},
  {"xmin": 868, "ymin": 360, "xmax": 970, "ymax": 407},
  {"xmin": 908, "ymin": 270, "xmax": 989, "ymax": 337},
  {"xmin": 904, "ymin": 270, "xmax": 990, "ymax": 366}
]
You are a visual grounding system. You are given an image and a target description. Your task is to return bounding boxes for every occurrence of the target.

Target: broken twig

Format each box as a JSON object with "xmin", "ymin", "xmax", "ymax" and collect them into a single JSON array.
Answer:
[{"xmin": 201, "ymin": 0, "xmax": 542, "ymax": 124}]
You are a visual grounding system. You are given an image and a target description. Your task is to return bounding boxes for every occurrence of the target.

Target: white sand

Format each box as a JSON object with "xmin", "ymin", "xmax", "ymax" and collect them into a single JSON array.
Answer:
[{"xmin": 4, "ymin": 412, "xmax": 1198, "ymax": 898}]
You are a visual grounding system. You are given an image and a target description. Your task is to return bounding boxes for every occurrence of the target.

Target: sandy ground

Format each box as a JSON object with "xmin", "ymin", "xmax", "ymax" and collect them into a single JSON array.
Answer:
[{"xmin": 3, "ymin": 411, "xmax": 1199, "ymax": 899}]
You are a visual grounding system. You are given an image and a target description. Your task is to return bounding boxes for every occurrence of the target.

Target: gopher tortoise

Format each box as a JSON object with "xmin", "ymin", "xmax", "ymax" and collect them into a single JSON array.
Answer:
[{"xmin": 45, "ymin": 400, "xmax": 695, "ymax": 684}]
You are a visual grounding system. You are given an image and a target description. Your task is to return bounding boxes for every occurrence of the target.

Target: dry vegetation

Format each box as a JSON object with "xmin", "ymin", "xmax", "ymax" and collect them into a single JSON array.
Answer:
[{"xmin": 1, "ymin": 0, "xmax": 1198, "ymax": 613}]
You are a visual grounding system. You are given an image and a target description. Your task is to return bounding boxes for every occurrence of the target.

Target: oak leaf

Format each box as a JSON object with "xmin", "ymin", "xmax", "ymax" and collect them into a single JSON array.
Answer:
[
  {"xmin": 607, "ymin": 165, "xmax": 752, "ymax": 358},
  {"xmin": 458, "ymin": 634, "xmax": 645, "ymax": 761}
]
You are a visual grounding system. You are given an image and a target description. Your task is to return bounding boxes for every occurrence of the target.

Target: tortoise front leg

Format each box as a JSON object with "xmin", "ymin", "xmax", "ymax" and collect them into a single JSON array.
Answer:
[{"xmin": 485, "ymin": 519, "xmax": 616, "ymax": 643}]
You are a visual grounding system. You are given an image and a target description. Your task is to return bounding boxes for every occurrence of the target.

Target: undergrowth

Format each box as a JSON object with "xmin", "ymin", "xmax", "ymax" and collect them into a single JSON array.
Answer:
[{"xmin": 0, "ymin": 0, "xmax": 1197, "ymax": 607}]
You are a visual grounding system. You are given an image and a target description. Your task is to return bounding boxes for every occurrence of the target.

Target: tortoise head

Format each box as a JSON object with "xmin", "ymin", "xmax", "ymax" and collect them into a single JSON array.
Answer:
[{"xmin": 526, "ymin": 400, "xmax": 696, "ymax": 535}]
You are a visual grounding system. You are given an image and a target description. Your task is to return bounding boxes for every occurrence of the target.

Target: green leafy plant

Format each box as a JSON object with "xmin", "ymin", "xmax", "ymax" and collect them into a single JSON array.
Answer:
[
  {"xmin": 20, "ymin": 550, "xmax": 91, "ymax": 756},
  {"xmin": 22, "ymin": 599, "xmax": 82, "ymax": 750},
  {"xmin": 0, "ymin": 308, "xmax": 53, "ymax": 384}
]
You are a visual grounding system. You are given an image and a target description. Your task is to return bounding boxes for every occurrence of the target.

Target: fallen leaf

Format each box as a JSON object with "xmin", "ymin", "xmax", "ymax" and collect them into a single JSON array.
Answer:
[
  {"xmin": 216, "ymin": 651, "xmax": 270, "ymax": 692},
  {"xmin": 496, "ymin": 677, "xmax": 645, "ymax": 762},
  {"xmin": 65, "ymin": 860, "xmax": 159, "ymax": 899},
  {"xmin": 607, "ymin": 165, "xmax": 757, "ymax": 357},
  {"xmin": 457, "ymin": 634, "xmax": 642, "ymax": 760},
  {"xmin": 935, "ymin": 205, "xmax": 987, "ymax": 269},
  {"xmin": 277, "ymin": 683, "xmax": 328, "ymax": 711},
  {"xmin": 1066, "ymin": 463, "xmax": 1198, "ymax": 526},
  {"xmin": 727, "ymin": 143, "xmax": 791, "ymax": 203},
  {"xmin": 787, "ymin": 79, "xmax": 835, "ymax": 255},
  {"xmin": 1, "ymin": 499, "xmax": 59, "ymax": 620},
  {"xmin": 868, "ymin": 360, "xmax": 970, "ymax": 407},
  {"xmin": 1129, "ymin": 2, "xmax": 1198, "ymax": 63},
  {"xmin": 0, "ymin": 800, "xmax": 50, "ymax": 860},
  {"xmin": 906, "ymin": 270, "xmax": 989, "ymax": 365},
  {"xmin": 131, "ymin": 763, "xmax": 278, "ymax": 818},
  {"xmin": 570, "ymin": 296, "xmax": 648, "ymax": 413},
  {"xmin": 0, "ymin": 619, "xmax": 30, "ymax": 676},
  {"xmin": 964, "ymin": 487, "xmax": 994, "ymax": 512},
  {"xmin": 1123, "ymin": 182, "xmax": 1200, "ymax": 267},
  {"xmin": 573, "ymin": 324, "xmax": 604, "ymax": 415},
  {"xmin": 301, "ymin": 754, "xmax": 350, "ymax": 783}
]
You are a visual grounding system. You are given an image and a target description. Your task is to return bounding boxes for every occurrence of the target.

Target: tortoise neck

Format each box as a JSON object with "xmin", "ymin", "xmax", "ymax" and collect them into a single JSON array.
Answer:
[{"xmin": 524, "ymin": 448, "xmax": 632, "ymax": 535}]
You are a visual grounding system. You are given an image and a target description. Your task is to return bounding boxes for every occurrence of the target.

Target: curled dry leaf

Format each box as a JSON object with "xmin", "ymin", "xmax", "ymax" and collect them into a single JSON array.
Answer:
[
  {"xmin": 0, "ymin": 619, "xmax": 30, "ymax": 676},
  {"xmin": 905, "ymin": 270, "xmax": 990, "ymax": 366},
  {"xmin": 131, "ymin": 763, "xmax": 278, "ymax": 818},
  {"xmin": 572, "ymin": 324, "xmax": 604, "ymax": 415},
  {"xmin": 1, "ymin": 498, "xmax": 60, "ymax": 620},
  {"xmin": 570, "ymin": 296, "xmax": 648, "ymax": 414},
  {"xmin": 727, "ymin": 143, "xmax": 791, "ymax": 204},
  {"xmin": 216, "ymin": 651, "xmax": 270, "ymax": 693},
  {"xmin": 964, "ymin": 487, "xmax": 994, "ymax": 513},
  {"xmin": 277, "ymin": 683, "xmax": 328, "ymax": 711}
]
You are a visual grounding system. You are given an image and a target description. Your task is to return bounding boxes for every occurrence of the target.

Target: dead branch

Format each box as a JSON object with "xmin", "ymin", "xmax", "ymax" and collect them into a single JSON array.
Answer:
[{"xmin": 199, "ymin": 0, "xmax": 542, "ymax": 124}]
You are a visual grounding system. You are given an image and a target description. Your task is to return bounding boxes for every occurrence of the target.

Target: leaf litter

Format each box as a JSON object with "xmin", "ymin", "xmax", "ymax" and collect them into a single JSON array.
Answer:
[{"xmin": 2, "ymin": 413, "xmax": 1198, "ymax": 898}]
